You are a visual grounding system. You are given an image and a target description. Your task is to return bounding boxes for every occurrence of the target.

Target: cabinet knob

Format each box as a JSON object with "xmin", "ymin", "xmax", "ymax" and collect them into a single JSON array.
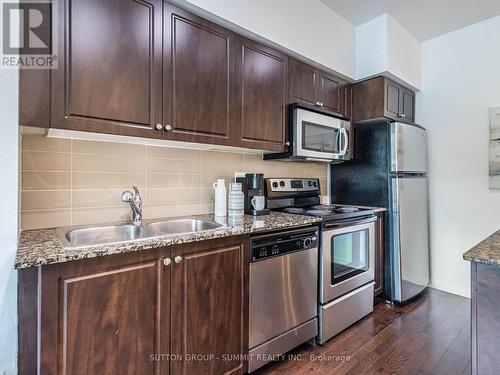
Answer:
[
  {"xmin": 163, "ymin": 257, "xmax": 171, "ymax": 266},
  {"xmin": 315, "ymin": 102, "xmax": 321, "ymax": 106},
  {"xmin": 320, "ymin": 102, "xmax": 324, "ymax": 107},
  {"xmin": 165, "ymin": 124, "xmax": 172, "ymax": 131},
  {"xmin": 284, "ymin": 141, "xmax": 290, "ymax": 146},
  {"xmin": 155, "ymin": 123, "xmax": 163, "ymax": 130},
  {"xmin": 399, "ymin": 113, "xmax": 407, "ymax": 118},
  {"xmin": 174, "ymin": 255, "xmax": 183, "ymax": 264}
]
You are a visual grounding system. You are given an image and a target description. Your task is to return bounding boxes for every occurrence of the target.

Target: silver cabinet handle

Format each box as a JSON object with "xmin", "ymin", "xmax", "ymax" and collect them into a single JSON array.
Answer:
[
  {"xmin": 399, "ymin": 113, "xmax": 406, "ymax": 118},
  {"xmin": 155, "ymin": 123, "xmax": 163, "ymax": 130},
  {"xmin": 163, "ymin": 257, "xmax": 171, "ymax": 266},
  {"xmin": 320, "ymin": 102, "xmax": 324, "ymax": 107},
  {"xmin": 284, "ymin": 141, "xmax": 290, "ymax": 146},
  {"xmin": 315, "ymin": 101, "xmax": 321, "ymax": 106},
  {"xmin": 174, "ymin": 255, "xmax": 182, "ymax": 264},
  {"xmin": 165, "ymin": 124, "xmax": 172, "ymax": 131}
]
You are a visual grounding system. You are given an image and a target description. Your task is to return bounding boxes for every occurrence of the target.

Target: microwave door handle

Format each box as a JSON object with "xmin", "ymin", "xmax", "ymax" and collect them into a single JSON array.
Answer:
[
  {"xmin": 340, "ymin": 128, "xmax": 348, "ymax": 155},
  {"xmin": 336, "ymin": 130, "xmax": 342, "ymax": 154}
]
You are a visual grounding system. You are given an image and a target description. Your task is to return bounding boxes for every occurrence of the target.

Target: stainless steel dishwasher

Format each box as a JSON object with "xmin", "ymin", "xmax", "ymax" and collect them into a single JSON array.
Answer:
[{"xmin": 248, "ymin": 226, "xmax": 319, "ymax": 372}]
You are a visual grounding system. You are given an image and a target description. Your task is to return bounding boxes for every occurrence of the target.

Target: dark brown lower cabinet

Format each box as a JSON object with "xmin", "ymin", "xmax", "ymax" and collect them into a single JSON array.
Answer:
[
  {"xmin": 374, "ymin": 212, "xmax": 385, "ymax": 297},
  {"xmin": 18, "ymin": 236, "xmax": 248, "ymax": 375},
  {"xmin": 171, "ymin": 236, "xmax": 248, "ymax": 375},
  {"xmin": 471, "ymin": 262, "xmax": 500, "ymax": 375}
]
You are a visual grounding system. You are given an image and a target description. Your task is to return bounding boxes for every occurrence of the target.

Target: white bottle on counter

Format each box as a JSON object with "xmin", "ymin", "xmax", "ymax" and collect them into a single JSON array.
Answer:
[
  {"xmin": 213, "ymin": 179, "xmax": 227, "ymax": 217},
  {"xmin": 228, "ymin": 182, "xmax": 245, "ymax": 218}
]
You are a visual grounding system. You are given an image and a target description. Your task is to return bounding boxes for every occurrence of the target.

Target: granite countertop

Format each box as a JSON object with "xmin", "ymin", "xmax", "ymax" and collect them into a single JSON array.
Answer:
[
  {"xmin": 463, "ymin": 229, "xmax": 500, "ymax": 267},
  {"xmin": 16, "ymin": 212, "xmax": 321, "ymax": 269}
]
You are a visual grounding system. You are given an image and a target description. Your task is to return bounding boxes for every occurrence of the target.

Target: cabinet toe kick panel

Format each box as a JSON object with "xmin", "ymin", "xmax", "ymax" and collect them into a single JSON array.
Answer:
[
  {"xmin": 318, "ymin": 282, "xmax": 374, "ymax": 345},
  {"xmin": 248, "ymin": 318, "xmax": 317, "ymax": 373}
]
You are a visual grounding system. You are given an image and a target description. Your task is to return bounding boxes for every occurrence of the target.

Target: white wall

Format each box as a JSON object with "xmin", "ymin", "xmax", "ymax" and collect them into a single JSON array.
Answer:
[
  {"xmin": 356, "ymin": 14, "xmax": 421, "ymax": 89},
  {"xmin": 177, "ymin": 0, "xmax": 356, "ymax": 78},
  {"xmin": 386, "ymin": 15, "xmax": 421, "ymax": 89},
  {"xmin": 355, "ymin": 14, "xmax": 388, "ymax": 80},
  {"xmin": 0, "ymin": 68, "xmax": 19, "ymax": 373},
  {"xmin": 418, "ymin": 14, "xmax": 500, "ymax": 297}
]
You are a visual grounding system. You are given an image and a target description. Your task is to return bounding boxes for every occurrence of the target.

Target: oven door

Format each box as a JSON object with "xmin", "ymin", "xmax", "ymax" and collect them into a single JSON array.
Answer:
[
  {"xmin": 294, "ymin": 108, "xmax": 350, "ymax": 161},
  {"xmin": 320, "ymin": 219, "xmax": 375, "ymax": 303}
]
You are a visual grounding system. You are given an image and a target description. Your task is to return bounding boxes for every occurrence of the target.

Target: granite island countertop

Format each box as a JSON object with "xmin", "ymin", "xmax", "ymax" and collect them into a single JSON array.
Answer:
[
  {"xmin": 16, "ymin": 212, "xmax": 321, "ymax": 269},
  {"xmin": 463, "ymin": 229, "xmax": 500, "ymax": 267}
]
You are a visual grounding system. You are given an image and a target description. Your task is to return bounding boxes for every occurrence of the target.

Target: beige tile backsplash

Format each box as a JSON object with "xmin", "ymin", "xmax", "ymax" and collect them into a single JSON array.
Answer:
[{"xmin": 20, "ymin": 135, "xmax": 328, "ymax": 230}]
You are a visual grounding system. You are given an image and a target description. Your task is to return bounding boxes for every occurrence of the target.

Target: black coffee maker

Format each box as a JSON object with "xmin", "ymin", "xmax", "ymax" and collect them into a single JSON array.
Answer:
[{"xmin": 236, "ymin": 173, "xmax": 270, "ymax": 216}]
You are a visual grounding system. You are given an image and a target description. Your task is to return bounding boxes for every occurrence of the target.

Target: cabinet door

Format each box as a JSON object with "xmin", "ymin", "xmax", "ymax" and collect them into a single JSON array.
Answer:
[
  {"xmin": 39, "ymin": 250, "xmax": 171, "ymax": 375},
  {"xmin": 400, "ymin": 88, "xmax": 415, "ymax": 122},
  {"xmin": 385, "ymin": 80, "xmax": 401, "ymax": 119},
  {"xmin": 163, "ymin": 3, "xmax": 236, "ymax": 145},
  {"xmin": 290, "ymin": 59, "xmax": 318, "ymax": 105},
  {"xmin": 374, "ymin": 212, "xmax": 385, "ymax": 297},
  {"xmin": 51, "ymin": 0, "xmax": 163, "ymax": 138},
  {"xmin": 235, "ymin": 37, "xmax": 288, "ymax": 151},
  {"xmin": 171, "ymin": 237, "xmax": 248, "ymax": 375},
  {"xmin": 318, "ymin": 71, "xmax": 344, "ymax": 114}
]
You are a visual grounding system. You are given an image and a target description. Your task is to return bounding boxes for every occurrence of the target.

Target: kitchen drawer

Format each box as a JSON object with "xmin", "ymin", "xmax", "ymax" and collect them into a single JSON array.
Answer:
[{"xmin": 318, "ymin": 282, "xmax": 374, "ymax": 344}]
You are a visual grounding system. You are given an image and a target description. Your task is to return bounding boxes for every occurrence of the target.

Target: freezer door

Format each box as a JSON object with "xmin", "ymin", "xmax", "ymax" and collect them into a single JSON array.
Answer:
[
  {"xmin": 390, "ymin": 122, "xmax": 427, "ymax": 174},
  {"xmin": 391, "ymin": 176, "xmax": 430, "ymax": 302}
]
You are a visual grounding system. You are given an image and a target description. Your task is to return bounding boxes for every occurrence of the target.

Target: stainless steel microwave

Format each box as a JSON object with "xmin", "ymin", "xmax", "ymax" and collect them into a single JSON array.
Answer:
[{"xmin": 264, "ymin": 106, "xmax": 351, "ymax": 163}]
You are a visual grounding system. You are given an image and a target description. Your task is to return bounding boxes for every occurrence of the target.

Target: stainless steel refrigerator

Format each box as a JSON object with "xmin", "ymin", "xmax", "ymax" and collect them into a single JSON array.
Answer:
[{"xmin": 331, "ymin": 121, "xmax": 430, "ymax": 303}]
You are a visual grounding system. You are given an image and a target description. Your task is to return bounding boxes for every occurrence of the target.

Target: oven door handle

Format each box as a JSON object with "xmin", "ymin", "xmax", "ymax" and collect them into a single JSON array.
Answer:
[{"xmin": 322, "ymin": 216, "xmax": 376, "ymax": 230}]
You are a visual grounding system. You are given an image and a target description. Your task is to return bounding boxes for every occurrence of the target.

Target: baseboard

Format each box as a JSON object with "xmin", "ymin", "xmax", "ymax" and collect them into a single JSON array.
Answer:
[{"xmin": 429, "ymin": 280, "xmax": 470, "ymax": 298}]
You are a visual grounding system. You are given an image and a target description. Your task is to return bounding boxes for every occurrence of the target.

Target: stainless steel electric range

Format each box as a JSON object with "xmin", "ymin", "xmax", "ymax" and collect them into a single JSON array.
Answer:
[{"xmin": 265, "ymin": 177, "xmax": 377, "ymax": 344}]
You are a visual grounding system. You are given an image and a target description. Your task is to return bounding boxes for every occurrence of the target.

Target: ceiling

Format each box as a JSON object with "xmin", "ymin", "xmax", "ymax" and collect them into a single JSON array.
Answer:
[{"xmin": 320, "ymin": 0, "xmax": 500, "ymax": 41}]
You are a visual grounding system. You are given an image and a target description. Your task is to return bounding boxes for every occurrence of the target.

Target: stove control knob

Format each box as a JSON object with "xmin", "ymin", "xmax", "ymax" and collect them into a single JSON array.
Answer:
[
  {"xmin": 308, "ymin": 180, "xmax": 313, "ymax": 186},
  {"xmin": 313, "ymin": 181, "xmax": 318, "ymax": 187},
  {"xmin": 272, "ymin": 181, "xmax": 278, "ymax": 188},
  {"xmin": 279, "ymin": 181, "xmax": 285, "ymax": 187},
  {"xmin": 304, "ymin": 238, "xmax": 312, "ymax": 248}
]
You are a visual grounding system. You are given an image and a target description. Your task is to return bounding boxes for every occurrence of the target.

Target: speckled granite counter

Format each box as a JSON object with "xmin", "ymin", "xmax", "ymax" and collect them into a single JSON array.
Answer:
[
  {"xmin": 463, "ymin": 229, "xmax": 500, "ymax": 267},
  {"xmin": 16, "ymin": 212, "xmax": 321, "ymax": 269}
]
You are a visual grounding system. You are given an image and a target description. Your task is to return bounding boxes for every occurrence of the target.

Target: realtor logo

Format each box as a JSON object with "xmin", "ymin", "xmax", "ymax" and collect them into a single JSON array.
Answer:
[{"xmin": 1, "ymin": 0, "xmax": 57, "ymax": 69}]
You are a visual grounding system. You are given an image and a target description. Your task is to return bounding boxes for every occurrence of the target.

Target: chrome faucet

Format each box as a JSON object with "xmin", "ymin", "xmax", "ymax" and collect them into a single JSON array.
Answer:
[{"xmin": 121, "ymin": 186, "xmax": 142, "ymax": 226}]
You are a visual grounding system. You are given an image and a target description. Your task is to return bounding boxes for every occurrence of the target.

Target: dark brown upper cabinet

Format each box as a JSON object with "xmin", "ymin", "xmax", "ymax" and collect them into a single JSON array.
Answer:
[
  {"xmin": 234, "ymin": 36, "xmax": 288, "ymax": 151},
  {"xmin": 290, "ymin": 59, "xmax": 318, "ymax": 105},
  {"xmin": 163, "ymin": 3, "xmax": 236, "ymax": 145},
  {"xmin": 289, "ymin": 58, "xmax": 349, "ymax": 118},
  {"xmin": 20, "ymin": 0, "xmax": 352, "ymax": 151},
  {"xmin": 318, "ymin": 71, "xmax": 344, "ymax": 114},
  {"xmin": 50, "ymin": 0, "xmax": 163, "ymax": 138},
  {"xmin": 352, "ymin": 76, "xmax": 416, "ymax": 124},
  {"xmin": 400, "ymin": 87, "xmax": 415, "ymax": 122}
]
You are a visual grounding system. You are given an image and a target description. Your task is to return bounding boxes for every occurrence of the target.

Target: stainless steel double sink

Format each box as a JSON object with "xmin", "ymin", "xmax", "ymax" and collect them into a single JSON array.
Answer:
[{"xmin": 57, "ymin": 218, "xmax": 227, "ymax": 250}]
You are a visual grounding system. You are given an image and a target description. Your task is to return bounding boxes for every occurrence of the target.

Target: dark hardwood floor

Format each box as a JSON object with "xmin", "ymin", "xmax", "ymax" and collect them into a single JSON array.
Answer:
[{"xmin": 255, "ymin": 288, "xmax": 470, "ymax": 375}]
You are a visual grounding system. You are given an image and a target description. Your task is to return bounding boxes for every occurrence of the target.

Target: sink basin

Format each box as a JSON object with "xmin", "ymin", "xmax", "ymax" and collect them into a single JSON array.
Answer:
[
  {"xmin": 145, "ymin": 218, "xmax": 224, "ymax": 235},
  {"xmin": 62, "ymin": 224, "xmax": 145, "ymax": 249},
  {"xmin": 58, "ymin": 218, "xmax": 226, "ymax": 250}
]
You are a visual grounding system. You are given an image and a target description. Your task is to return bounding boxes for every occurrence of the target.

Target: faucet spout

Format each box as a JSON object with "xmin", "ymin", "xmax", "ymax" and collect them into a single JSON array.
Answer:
[{"xmin": 121, "ymin": 187, "xmax": 142, "ymax": 226}]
